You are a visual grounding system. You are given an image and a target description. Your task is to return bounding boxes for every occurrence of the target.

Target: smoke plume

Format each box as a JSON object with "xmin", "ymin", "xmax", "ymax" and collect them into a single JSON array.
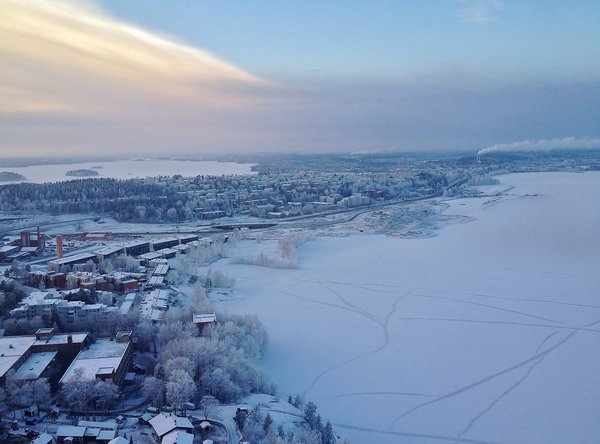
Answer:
[{"xmin": 477, "ymin": 137, "xmax": 600, "ymax": 157}]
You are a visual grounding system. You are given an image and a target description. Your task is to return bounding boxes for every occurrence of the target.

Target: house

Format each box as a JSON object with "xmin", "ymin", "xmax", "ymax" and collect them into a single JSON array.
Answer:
[
  {"xmin": 32, "ymin": 433, "xmax": 53, "ymax": 444},
  {"xmin": 162, "ymin": 430, "xmax": 194, "ymax": 444},
  {"xmin": 193, "ymin": 313, "xmax": 217, "ymax": 331},
  {"xmin": 108, "ymin": 438, "xmax": 130, "ymax": 444},
  {"xmin": 56, "ymin": 425, "xmax": 86, "ymax": 443},
  {"xmin": 148, "ymin": 413, "xmax": 193, "ymax": 440}
]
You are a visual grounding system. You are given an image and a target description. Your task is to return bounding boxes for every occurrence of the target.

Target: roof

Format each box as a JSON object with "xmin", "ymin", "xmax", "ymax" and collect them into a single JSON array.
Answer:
[
  {"xmin": 0, "ymin": 335, "xmax": 37, "ymax": 378},
  {"xmin": 48, "ymin": 252, "xmax": 97, "ymax": 266},
  {"xmin": 12, "ymin": 351, "xmax": 57, "ymax": 380},
  {"xmin": 32, "ymin": 433, "xmax": 53, "ymax": 444},
  {"xmin": 119, "ymin": 299, "xmax": 134, "ymax": 315},
  {"xmin": 193, "ymin": 313, "xmax": 217, "ymax": 324},
  {"xmin": 56, "ymin": 425, "xmax": 87, "ymax": 437},
  {"xmin": 97, "ymin": 429, "xmax": 117, "ymax": 440},
  {"xmin": 60, "ymin": 338, "xmax": 130, "ymax": 383},
  {"xmin": 33, "ymin": 332, "xmax": 88, "ymax": 347},
  {"xmin": 108, "ymin": 437, "xmax": 130, "ymax": 444},
  {"xmin": 78, "ymin": 419, "xmax": 117, "ymax": 429},
  {"xmin": 148, "ymin": 413, "xmax": 193, "ymax": 438},
  {"xmin": 148, "ymin": 276, "xmax": 165, "ymax": 286},
  {"xmin": 85, "ymin": 427, "xmax": 101, "ymax": 437},
  {"xmin": 95, "ymin": 246, "xmax": 125, "ymax": 256},
  {"xmin": 162, "ymin": 430, "xmax": 194, "ymax": 444},
  {"xmin": 153, "ymin": 264, "xmax": 170, "ymax": 275},
  {"xmin": 150, "ymin": 237, "xmax": 177, "ymax": 245}
]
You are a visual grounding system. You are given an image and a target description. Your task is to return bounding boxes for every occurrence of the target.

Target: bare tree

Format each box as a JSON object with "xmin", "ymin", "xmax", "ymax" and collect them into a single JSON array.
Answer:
[{"xmin": 200, "ymin": 395, "xmax": 218, "ymax": 420}]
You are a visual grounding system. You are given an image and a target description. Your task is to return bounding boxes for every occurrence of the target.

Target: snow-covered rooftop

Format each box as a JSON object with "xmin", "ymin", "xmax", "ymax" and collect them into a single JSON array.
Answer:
[
  {"xmin": 162, "ymin": 430, "xmax": 194, "ymax": 444},
  {"xmin": 193, "ymin": 313, "xmax": 217, "ymax": 324},
  {"xmin": 60, "ymin": 338, "xmax": 129, "ymax": 383},
  {"xmin": 0, "ymin": 336, "xmax": 37, "ymax": 378},
  {"xmin": 148, "ymin": 413, "xmax": 193, "ymax": 438},
  {"xmin": 13, "ymin": 351, "xmax": 57, "ymax": 380},
  {"xmin": 33, "ymin": 332, "xmax": 88, "ymax": 346},
  {"xmin": 56, "ymin": 425, "xmax": 86, "ymax": 438}
]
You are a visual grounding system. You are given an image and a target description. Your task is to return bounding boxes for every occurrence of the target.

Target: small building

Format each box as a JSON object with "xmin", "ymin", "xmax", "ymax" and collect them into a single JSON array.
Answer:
[
  {"xmin": 32, "ymin": 433, "xmax": 53, "ymax": 444},
  {"xmin": 0, "ymin": 245, "xmax": 20, "ymax": 262},
  {"xmin": 163, "ymin": 430, "xmax": 194, "ymax": 444},
  {"xmin": 148, "ymin": 413, "xmax": 193, "ymax": 440},
  {"xmin": 108, "ymin": 437, "xmax": 131, "ymax": 444},
  {"xmin": 56, "ymin": 425, "xmax": 86, "ymax": 443},
  {"xmin": 193, "ymin": 313, "xmax": 217, "ymax": 331}
]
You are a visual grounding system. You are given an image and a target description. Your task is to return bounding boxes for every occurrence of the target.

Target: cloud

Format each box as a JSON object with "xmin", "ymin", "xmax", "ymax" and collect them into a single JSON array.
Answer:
[
  {"xmin": 456, "ymin": 0, "xmax": 504, "ymax": 24},
  {"xmin": 1, "ymin": 1, "xmax": 598, "ymax": 158},
  {"xmin": 477, "ymin": 137, "xmax": 600, "ymax": 156},
  {"xmin": 0, "ymin": 0, "xmax": 272, "ymax": 116}
]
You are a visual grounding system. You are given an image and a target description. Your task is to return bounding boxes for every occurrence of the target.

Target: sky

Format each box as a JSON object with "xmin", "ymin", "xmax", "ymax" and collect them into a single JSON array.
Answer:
[{"xmin": 1, "ymin": 0, "xmax": 599, "ymax": 158}]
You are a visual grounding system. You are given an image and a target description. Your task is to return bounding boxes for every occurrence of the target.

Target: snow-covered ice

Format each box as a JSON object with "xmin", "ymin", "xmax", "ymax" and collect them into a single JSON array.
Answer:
[
  {"xmin": 0, "ymin": 158, "xmax": 254, "ymax": 183},
  {"xmin": 202, "ymin": 172, "xmax": 600, "ymax": 443}
]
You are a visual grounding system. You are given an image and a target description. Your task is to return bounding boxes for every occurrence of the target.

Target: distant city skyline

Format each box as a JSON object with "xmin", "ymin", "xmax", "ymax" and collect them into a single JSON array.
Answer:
[{"xmin": 1, "ymin": 0, "xmax": 599, "ymax": 158}]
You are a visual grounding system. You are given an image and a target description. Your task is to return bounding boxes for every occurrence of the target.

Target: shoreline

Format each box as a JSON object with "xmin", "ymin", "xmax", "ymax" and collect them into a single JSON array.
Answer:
[{"xmin": 207, "ymin": 171, "xmax": 600, "ymax": 444}]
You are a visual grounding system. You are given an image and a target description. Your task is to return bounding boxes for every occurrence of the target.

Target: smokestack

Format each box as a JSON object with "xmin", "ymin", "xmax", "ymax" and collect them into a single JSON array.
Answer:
[
  {"xmin": 20, "ymin": 230, "xmax": 31, "ymax": 247},
  {"xmin": 37, "ymin": 226, "xmax": 43, "ymax": 251},
  {"xmin": 56, "ymin": 235, "xmax": 63, "ymax": 259}
]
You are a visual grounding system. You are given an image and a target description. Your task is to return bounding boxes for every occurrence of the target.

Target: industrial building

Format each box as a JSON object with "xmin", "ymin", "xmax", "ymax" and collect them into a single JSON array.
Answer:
[{"xmin": 60, "ymin": 331, "xmax": 133, "ymax": 386}]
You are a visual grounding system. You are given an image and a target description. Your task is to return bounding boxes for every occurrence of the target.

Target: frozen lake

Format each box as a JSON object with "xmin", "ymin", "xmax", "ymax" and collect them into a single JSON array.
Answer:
[
  {"xmin": 210, "ymin": 172, "xmax": 600, "ymax": 443},
  {"xmin": 0, "ymin": 158, "xmax": 255, "ymax": 183}
]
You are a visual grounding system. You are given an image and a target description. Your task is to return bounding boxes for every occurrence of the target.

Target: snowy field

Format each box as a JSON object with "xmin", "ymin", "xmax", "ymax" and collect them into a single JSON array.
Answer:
[
  {"xmin": 204, "ymin": 172, "xmax": 600, "ymax": 444},
  {"xmin": 0, "ymin": 158, "xmax": 254, "ymax": 183}
]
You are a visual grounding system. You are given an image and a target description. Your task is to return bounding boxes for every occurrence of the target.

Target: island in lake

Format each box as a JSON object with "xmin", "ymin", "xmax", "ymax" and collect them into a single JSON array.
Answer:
[
  {"xmin": 65, "ymin": 169, "xmax": 100, "ymax": 177},
  {"xmin": 0, "ymin": 171, "xmax": 27, "ymax": 182}
]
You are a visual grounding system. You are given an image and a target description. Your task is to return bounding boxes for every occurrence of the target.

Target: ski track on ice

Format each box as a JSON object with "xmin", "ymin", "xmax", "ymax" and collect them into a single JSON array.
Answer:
[
  {"xmin": 333, "ymin": 422, "xmax": 500, "ymax": 444},
  {"xmin": 455, "ymin": 327, "xmax": 562, "ymax": 441},
  {"xmin": 332, "ymin": 391, "xmax": 436, "ymax": 399},
  {"xmin": 467, "ymin": 292, "xmax": 600, "ymax": 309},
  {"xmin": 389, "ymin": 318, "xmax": 600, "ymax": 431},
  {"xmin": 280, "ymin": 283, "xmax": 409, "ymax": 396},
  {"xmin": 393, "ymin": 317, "xmax": 600, "ymax": 333},
  {"xmin": 416, "ymin": 293, "xmax": 571, "ymax": 327}
]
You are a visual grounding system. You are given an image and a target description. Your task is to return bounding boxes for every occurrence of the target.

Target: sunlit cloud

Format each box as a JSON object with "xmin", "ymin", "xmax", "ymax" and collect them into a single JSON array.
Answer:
[
  {"xmin": 456, "ymin": 0, "xmax": 504, "ymax": 24},
  {"xmin": 0, "ymin": 1, "xmax": 597, "ymax": 158},
  {"xmin": 0, "ymin": 0, "xmax": 271, "ymax": 116}
]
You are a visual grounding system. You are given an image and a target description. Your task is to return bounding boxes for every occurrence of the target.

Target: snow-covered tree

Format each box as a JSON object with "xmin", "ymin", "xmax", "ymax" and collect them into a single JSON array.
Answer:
[
  {"xmin": 93, "ymin": 380, "xmax": 119, "ymax": 411},
  {"xmin": 61, "ymin": 369, "xmax": 95, "ymax": 413},
  {"xmin": 143, "ymin": 376, "xmax": 165, "ymax": 407},
  {"xmin": 165, "ymin": 369, "xmax": 196, "ymax": 411}
]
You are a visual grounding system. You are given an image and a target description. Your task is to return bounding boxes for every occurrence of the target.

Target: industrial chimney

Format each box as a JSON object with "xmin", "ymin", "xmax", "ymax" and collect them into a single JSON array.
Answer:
[{"xmin": 56, "ymin": 235, "xmax": 64, "ymax": 259}]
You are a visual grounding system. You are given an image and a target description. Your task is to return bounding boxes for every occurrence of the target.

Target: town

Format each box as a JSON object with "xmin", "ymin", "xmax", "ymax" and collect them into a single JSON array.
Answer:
[{"xmin": 0, "ymin": 149, "xmax": 599, "ymax": 444}]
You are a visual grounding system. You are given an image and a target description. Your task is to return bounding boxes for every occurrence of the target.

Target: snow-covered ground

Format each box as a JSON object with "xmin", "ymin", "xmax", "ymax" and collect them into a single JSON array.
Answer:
[
  {"xmin": 0, "ymin": 158, "xmax": 254, "ymax": 183},
  {"xmin": 201, "ymin": 172, "xmax": 600, "ymax": 443}
]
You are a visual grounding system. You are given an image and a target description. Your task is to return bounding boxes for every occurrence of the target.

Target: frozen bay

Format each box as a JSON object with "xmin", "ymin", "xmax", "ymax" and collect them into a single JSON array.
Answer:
[
  {"xmin": 207, "ymin": 172, "xmax": 600, "ymax": 443},
  {"xmin": 0, "ymin": 158, "xmax": 254, "ymax": 183}
]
